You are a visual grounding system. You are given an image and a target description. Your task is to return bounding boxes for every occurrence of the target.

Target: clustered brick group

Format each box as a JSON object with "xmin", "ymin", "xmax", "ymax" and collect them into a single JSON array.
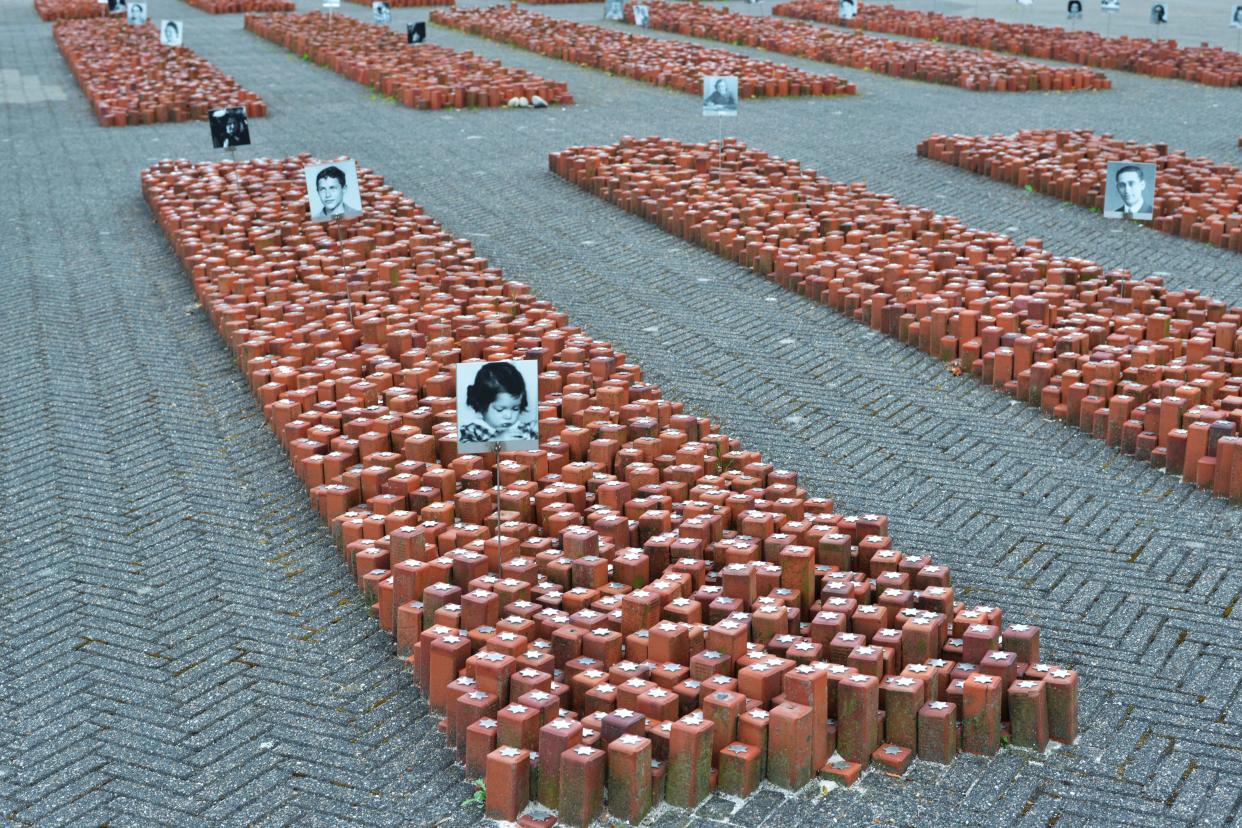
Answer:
[
  {"xmin": 555, "ymin": 136, "xmax": 1242, "ymax": 506},
  {"xmin": 142, "ymin": 156, "xmax": 1080, "ymax": 825}
]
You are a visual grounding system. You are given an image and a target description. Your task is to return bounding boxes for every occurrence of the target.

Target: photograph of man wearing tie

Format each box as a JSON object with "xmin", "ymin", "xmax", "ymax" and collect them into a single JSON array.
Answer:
[{"xmin": 1103, "ymin": 162, "xmax": 1156, "ymax": 221}]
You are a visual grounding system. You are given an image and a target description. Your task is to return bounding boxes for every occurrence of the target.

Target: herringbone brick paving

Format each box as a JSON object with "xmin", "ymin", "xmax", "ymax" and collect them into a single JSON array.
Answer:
[{"xmin": 1, "ymin": 0, "xmax": 1239, "ymax": 824}]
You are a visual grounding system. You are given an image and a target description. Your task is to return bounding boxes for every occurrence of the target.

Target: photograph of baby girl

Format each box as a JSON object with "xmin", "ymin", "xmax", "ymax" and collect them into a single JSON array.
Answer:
[{"xmin": 455, "ymin": 360, "xmax": 541, "ymax": 453}]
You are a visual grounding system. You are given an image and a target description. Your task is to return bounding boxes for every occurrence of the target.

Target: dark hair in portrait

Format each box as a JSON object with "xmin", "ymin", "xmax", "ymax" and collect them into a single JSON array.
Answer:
[
  {"xmin": 316, "ymin": 165, "xmax": 347, "ymax": 189},
  {"xmin": 466, "ymin": 362, "xmax": 529, "ymax": 415},
  {"xmin": 1114, "ymin": 163, "xmax": 1143, "ymax": 181},
  {"xmin": 210, "ymin": 108, "xmax": 250, "ymax": 148}
]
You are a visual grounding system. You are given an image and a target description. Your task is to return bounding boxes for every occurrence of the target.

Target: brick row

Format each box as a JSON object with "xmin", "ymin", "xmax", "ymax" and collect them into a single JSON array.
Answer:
[
  {"xmin": 245, "ymin": 11, "xmax": 573, "ymax": 109},
  {"xmin": 918, "ymin": 130, "xmax": 1242, "ymax": 254},
  {"xmin": 629, "ymin": 1, "xmax": 1109, "ymax": 92},
  {"xmin": 430, "ymin": 5, "xmax": 856, "ymax": 99},
  {"xmin": 344, "ymin": 0, "xmax": 452, "ymax": 7},
  {"xmin": 774, "ymin": 0, "xmax": 1242, "ymax": 88},
  {"xmin": 33, "ymin": 0, "xmax": 105, "ymax": 22},
  {"xmin": 550, "ymin": 136, "xmax": 1242, "ymax": 504},
  {"xmin": 52, "ymin": 18, "xmax": 266, "ymax": 127},
  {"xmin": 141, "ymin": 154, "xmax": 1079, "ymax": 825},
  {"xmin": 185, "ymin": 0, "xmax": 295, "ymax": 14}
]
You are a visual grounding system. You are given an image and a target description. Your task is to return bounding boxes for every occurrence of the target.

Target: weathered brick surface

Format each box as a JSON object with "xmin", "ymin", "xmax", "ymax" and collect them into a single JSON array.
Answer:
[
  {"xmin": 32, "ymin": 0, "xmax": 104, "ymax": 22},
  {"xmin": 139, "ymin": 150, "xmax": 1077, "ymax": 821},
  {"xmin": 552, "ymin": 135, "xmax": 1242, "ymax": 505},
  {"xmin": 775, "ymin": 0, "xmax": 1242, "ymax": 86},
  {"xmin": 187, "ymin": 0, "xmax": 295, "ymax": 13},
  {"xmin": 432, "ymin": 5, "xmax": 856, "ymax": 98},
  {"xmin": 631, "ymin": 0, "xmax": 1109, "ymax": 91},
  {"xmin": 345, "ymin": 0, "xmax": 448, "ymax": 7},
  {"xmin": 919, "ymin": 129, "xmax": 1242, "ymax": 254},
  {"xmin": 52, "ymin": 17, "xmax": 266, "ymax": 125},
  {"xmin": 246, "ymin": 11, "xmax": 572, "ymax": 109}
]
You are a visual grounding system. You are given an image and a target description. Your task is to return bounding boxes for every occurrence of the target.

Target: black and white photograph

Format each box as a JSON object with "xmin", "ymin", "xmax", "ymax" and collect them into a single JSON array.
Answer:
[
  {"xmin": 372, "ymin": 1, "xmax": 390, "ymax": 24},
  {"xmin": 1233, "ymin": 4, "xmax": 1242, "ymax": 27},
  {"xmin": 702, "ymin": 76, "xmax": 738, "ymax": 117},
  {"xmin": 304, "ymin": 160, "xmax": 364, "ymax": 222},
  {"xmin": 209, "ymin": 107, "xmax": 251, "ymax": 149},
  {"xmin": 454, "ymin": 360, "xmax": 540, "ymax": 453},
  {"xmin": 106, "ymin": 0, "xmax": 125, "ymax": 12},
  {"xmin": 407, "ymin": 21, "xmax": 426, "ymax": 43},
  {"xmin": 1067, "ymin": 0, "xmax": 1083, "ymax": 18},
  {"xmin": 1100, "ymin": 0, "xmax": 1119, "ymax": 11},
  {"xmin": 323, "ymin": 0, "xmax": 340, "ymax": 8},
  {"xmin": 1149, "ymin": 2, "xmax": 1167, "ymax": 23},
  {"xmin": 604, "ymin": 0, "xmax": 624, "ymax": 21},
  {"xmin": 159, "ymin": 19, "xmax": 182, "ymax": 46},
  {"xmin": 1103, "ymin": 161, "xmax": 1156, "ymax": 220},
  {"xmin": 839, "ymin": 0, "xmax": 857, "ymax": 20},
  {"xmin": 126, "ymin": 1, "xmax": 146, "ymax": 24},
  {"xmin": 633, "ymin": 3, "xmax": 650, "ymax": 27}
]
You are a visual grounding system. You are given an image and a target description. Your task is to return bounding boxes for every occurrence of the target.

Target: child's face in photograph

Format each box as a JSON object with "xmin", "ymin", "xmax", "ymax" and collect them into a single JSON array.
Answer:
[{"xmin": 484, "ymin": 392, "xmax": 523, "ymax": 432}]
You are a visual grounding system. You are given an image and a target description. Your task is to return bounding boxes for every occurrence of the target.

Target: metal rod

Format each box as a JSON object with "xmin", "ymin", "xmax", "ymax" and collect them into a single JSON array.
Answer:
[
  {"xmin": 226, "ymin": 145, "xmax": 241, "ymax": 196},
  {"xmin": 493, "ymin": 441, "xmax": 504, "ymax": 547}
]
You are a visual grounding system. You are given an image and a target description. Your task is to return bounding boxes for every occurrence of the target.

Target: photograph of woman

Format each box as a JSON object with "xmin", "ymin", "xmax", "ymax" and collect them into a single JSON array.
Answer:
[
  {"xmin": 160, "ymin": 19, "xmax": 183, "ymax": 46},
  {"xmin": 702, "ymin": 75, "xmax": 739, "ymax": 116}
]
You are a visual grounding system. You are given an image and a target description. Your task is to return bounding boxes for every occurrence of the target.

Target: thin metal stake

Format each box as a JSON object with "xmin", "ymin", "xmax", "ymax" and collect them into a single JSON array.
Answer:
[
  {"xmin": 225, "ymin": 145, "xmax": 241, "ymax": 196},
  {"xmin": 493, "ymin": 441, "xmax": 504, "ymax": 547}
]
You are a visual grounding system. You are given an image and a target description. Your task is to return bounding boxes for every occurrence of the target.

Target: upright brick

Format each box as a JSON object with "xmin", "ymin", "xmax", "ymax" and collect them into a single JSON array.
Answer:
[
  {"xmin": 836, "ymin": 673, "xmax": 879, "ymax": 766},
  {"xmin": 766, "ymin": 701, "xmax": 814, "ymax": 791},
  {"xmin": 666, "ymin": 714, "xmax": 714, "ymax": 809},
  {"xmin": 607, "ymin": 734, "xmax": 653, "ymax": 825}
]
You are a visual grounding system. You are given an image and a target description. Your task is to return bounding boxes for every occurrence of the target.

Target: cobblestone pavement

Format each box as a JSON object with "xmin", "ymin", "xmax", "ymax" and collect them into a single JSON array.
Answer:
[{"xmin": 1, "ymin": 0, "xmax": 1240, "ymax": 825}]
